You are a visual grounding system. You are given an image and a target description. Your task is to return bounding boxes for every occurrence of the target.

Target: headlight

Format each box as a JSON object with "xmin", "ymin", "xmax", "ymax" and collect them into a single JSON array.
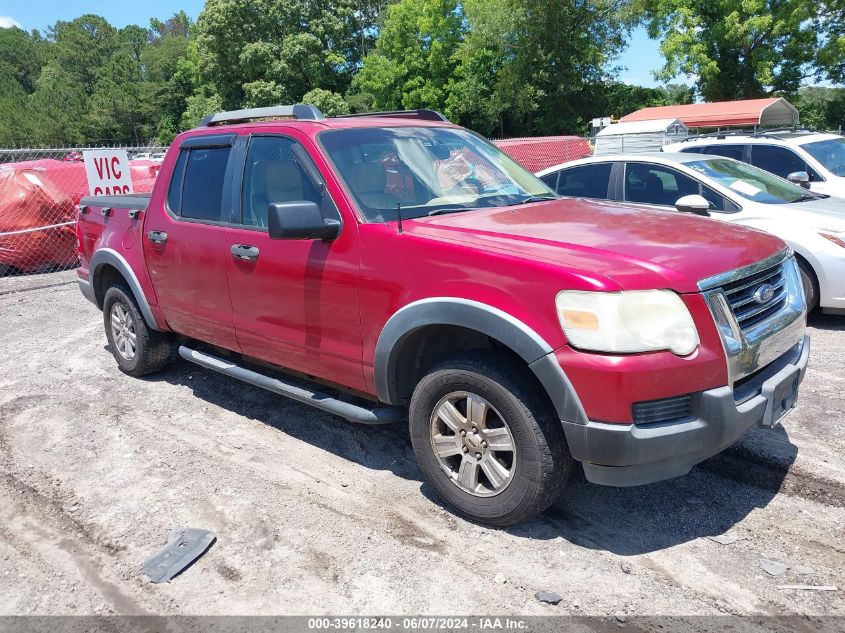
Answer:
[{"xmin": 555, "ymin": 289, "xmax": 699, "ymax": 356}]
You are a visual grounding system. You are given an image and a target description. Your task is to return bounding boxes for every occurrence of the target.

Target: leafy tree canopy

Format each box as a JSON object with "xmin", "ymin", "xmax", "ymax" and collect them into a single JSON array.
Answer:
[
  {"xmin": 637, "ymin": 0, "xmax": 818, "ymax": 100},
  {"xmin": 194, "ymin": 0, "xmax": 370, "ymax": 109},
  {"xmin": 1, "ymin": 0, "xmax": 844, "ymax": 146}
]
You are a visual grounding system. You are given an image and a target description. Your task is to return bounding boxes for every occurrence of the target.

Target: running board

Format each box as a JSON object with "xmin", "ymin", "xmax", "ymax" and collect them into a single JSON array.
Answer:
[{"xmin": 178, "ymin": 346, "xmax": 401, "ymax": 425}]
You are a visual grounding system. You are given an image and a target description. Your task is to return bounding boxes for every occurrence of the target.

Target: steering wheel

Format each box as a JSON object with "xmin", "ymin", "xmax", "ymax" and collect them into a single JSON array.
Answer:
[{"xmin": 446, "ymin": 176, "xmax": 483, "ymax": 195}]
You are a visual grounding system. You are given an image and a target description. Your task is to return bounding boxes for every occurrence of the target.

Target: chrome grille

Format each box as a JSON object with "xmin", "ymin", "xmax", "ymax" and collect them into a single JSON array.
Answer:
[
  {"xmin": 699, "ymin": 251, "xmax": 806, "ymax": 386},
  {"xmin": 721, "ymin": 263, "xmax": 787, "ymax": 332}
]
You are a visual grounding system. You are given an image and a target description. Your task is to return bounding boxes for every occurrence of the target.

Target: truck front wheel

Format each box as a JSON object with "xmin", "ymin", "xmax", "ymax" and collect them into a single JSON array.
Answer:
[
  {"xmin": 409, "ymin": 351, "xmax": 572, "ymax": 526},
  {"xmin": 103, "ymin": 284, "xmax": 174, "ymax": 377}
]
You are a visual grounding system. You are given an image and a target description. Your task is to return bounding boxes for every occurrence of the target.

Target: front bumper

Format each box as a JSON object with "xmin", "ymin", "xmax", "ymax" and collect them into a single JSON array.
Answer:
[{"xmin": 562, "ymin": 334, "xmax": 810, "ymax": 487}]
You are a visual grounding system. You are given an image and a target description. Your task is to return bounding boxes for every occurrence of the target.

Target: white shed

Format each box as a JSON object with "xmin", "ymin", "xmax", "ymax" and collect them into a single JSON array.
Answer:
[{"xmin": 594, "ymin": 118, "xmax": 688, "ymax": 155}]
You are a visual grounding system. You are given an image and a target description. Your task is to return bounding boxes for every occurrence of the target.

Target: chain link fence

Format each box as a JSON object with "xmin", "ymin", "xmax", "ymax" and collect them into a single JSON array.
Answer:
[
  {"xmin": 493, "ymin": 136, "xmax": 594, "ymax": 173},
  {"xmin": 0, "ymin": 146, "xmax": 166, "ymax": 278}
]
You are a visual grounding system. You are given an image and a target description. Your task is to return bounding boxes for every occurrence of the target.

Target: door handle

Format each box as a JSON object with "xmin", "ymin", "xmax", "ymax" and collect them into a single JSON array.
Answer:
[
  {"xmin": 231, "ymin": 244, "xmax": 259, "ymax": 262},
  {"xmin": 147, "ymin": 230, "xmax": 168, "ymax": 244}
]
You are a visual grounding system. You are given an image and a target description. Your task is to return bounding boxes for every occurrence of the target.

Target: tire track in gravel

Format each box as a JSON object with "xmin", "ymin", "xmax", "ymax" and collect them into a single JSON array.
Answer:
[
  {"xmin": 104, "ymin": 395, "xmax": 450, "ymax": 553},
  {"xmin": 0, "ymin": 474, "xmax": 151, "ymax": 615}
]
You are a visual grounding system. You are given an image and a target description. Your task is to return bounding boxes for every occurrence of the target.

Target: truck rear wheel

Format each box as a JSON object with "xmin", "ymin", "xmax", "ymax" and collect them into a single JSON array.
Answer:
[
  {"xmin": 103, "ymin": 284, "xmax": 174, "ymax": 377},
  {"xmin": 409, "ymin": 351, "xmax": 571, "ymax": 526}
]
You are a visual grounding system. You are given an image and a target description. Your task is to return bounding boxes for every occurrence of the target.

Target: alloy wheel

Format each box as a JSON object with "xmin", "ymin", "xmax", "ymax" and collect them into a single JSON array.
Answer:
[
  {"xmin": 110, "ymin": 303, "xmax": 137, "ymax": 361},
  {"xmin": 429, "ymin": 391, "xmax": 516, "ymax": 497}
]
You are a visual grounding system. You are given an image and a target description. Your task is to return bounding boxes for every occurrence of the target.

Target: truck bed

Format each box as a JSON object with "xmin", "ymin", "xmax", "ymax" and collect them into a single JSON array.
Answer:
[{"xmin": 79, "ymin": 193, "xmax": 151, "ymax": 211}]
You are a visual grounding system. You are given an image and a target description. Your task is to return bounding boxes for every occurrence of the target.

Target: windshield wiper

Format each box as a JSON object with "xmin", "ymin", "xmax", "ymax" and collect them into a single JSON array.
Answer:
[
  {"xmin": 427, "ymin": 208, "xmax": 470, "ymax": 216},
  {"xmin": 519, "ymin": 195, "xmax": 558, "ymax": 205},
  {"xmin": 794, "ymin": 194, "xmax": 821, "ymax": 203}
]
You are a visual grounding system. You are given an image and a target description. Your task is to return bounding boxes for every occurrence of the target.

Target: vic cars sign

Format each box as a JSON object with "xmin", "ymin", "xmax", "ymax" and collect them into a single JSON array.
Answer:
[{"xmin": 83, "ymin": 149, "xmax": 133, "ymax": 196}]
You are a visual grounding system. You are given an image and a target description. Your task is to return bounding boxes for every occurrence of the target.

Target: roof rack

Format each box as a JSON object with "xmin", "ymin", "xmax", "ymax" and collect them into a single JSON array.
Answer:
[
  {"xmin": 198, "ymin": 104, "xmax": 325, "ymax": 127},
  {"xmin": 677, "ymin": 126, "xmax": 818, "ymax": 143},
  {"xmin": 334, "ymin": 109, "xmax": 450, "ymax": 122}
]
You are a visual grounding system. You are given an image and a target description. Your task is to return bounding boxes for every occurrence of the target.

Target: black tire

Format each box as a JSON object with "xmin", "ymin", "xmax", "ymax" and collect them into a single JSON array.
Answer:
[
  {"xmin": 797, "ymin": 258, "xmax": 819, "ymax": 312},
  {"xmin": 409, "ymin": 351, "xmax": 572, "ymax": 527},
  {"xmin": 103, "ymin": 284, "xmax": 174, "ymax": 377}
]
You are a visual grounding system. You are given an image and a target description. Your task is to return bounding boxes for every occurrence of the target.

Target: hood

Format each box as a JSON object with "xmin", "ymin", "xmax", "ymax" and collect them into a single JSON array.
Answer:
[
  {"xmin": 783, "ymin": 195, "xmax": 845, "ymax": 231},
  {"xmin": 405, "ymin": 198, "xmax": 787, "ymax": 292}
]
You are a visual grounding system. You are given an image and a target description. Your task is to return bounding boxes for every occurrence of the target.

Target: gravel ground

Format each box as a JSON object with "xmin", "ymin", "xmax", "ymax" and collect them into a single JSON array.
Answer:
[{"xmin": 0, "ymin": 270, "xmax": 843, "ymax": 619}]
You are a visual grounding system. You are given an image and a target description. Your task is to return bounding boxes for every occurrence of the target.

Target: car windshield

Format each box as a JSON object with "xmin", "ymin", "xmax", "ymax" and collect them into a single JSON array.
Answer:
[
  {"xmin": 800, "ymin": 137, "xmax": 845, "ymax": 176},
  {"xmin": 685, "ymin": 158, "xmax": 815, "ymax": 204},
  {"xmin": 319, "ymin": 126, "xmax": 556, "ymax": 222}
]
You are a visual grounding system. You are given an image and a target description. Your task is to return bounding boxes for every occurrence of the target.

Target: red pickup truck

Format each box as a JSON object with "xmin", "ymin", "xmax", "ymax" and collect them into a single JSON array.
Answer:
[{"xmin": 77, "ymin": 105, "xmax": 809, "ymax": 526}]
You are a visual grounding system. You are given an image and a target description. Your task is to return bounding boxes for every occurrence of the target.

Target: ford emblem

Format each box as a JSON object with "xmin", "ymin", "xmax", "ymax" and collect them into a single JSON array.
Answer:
[{"xmin": 753, "ymin": 283, "xmax": 776, "ymax": 304}]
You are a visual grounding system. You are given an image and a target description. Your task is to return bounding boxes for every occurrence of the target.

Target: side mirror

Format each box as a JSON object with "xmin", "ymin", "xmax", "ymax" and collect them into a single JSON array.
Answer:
[
  {"xmin": 268, "ymin": 201, "xmax": 341, "ymax": 241},
  {"xmin": 674, "ymin": 194, "xmax": 711, "ymax": 216},
  {"xmin": 787, "ymin": 171, "xmax": 811, "ymax": 189}
]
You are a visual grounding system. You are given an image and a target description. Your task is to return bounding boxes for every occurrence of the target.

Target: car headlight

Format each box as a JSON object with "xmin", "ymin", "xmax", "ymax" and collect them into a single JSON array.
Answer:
[{"xmin": 555, "ymin": 289, "xmax": 699, "ymax": 356}]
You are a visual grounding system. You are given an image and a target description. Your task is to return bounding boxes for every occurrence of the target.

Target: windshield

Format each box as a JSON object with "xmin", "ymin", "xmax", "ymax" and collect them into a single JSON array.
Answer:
[
  {"xmin": 319, "ymin": 127, "xmax": 556, "ymax": 222},
  {"xmin": 685, "ymin": 158, "xmax": 816, "ymax": 204},
  {"xmin": 800, "ymin": 137, "xmax": 845, "ymax": 176}
]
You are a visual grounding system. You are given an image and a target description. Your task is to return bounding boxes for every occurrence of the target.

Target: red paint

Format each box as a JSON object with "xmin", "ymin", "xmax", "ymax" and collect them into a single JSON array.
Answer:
[{"xmin": 77, "ymin": 116, "xmax": 788, "ymax": 420}]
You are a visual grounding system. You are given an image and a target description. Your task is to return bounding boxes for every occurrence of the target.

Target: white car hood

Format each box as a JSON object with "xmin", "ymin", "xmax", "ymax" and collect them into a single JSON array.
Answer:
[{"xmin": 768, "ymin": 195, "xmax": 845, "ymax": 231}]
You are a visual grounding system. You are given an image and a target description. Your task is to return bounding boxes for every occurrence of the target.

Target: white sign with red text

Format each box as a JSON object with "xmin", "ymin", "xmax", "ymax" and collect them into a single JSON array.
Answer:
[{"xmin": 83, "ymin": 149, "xmax": 133, "ymax": 196}]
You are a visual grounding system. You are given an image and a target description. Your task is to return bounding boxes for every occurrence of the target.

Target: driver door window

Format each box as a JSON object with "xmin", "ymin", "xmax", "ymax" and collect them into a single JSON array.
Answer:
[
  {"xmin": 624, "ymin": 163, "xmax": 700, "ymax": 206},
  {"xmin": 700, "ymin": 185, "xmax": 740, "ymax": 213},
  {"xmin": 241, "ymin": 136, "xmax": 322, "ymax": 228}
]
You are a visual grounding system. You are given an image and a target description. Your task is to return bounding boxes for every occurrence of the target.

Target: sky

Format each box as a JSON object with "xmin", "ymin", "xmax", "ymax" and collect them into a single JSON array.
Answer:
[{"xmin": 0, "ymin": 0, "xmax": 668, "ymax": 88}]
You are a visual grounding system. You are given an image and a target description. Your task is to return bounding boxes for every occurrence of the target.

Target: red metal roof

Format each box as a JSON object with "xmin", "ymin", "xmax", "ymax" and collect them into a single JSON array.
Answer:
[{"xmin": 619, "ymin": 98, "xmax": 798, "ymax": 129}]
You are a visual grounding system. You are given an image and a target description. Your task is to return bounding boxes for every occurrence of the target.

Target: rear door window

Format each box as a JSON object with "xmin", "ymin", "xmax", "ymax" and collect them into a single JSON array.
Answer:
[
  {"xmin": 697, "ymin": 144, "xmax": 746, "ymax": 161},
  {"xmin": 556, "ymin": 163, "xmax": 613, "ymax": 199},
  {"xmin": 166, "ymin": 150, "xmax": 188, "ymax": 213},
  {"xmin": 177, "ymin": 147, "xmax": 231, "ymax": 222},
  {"xmin": 750, "ymin": 145, "xmax": 808, "ymax": 179}
]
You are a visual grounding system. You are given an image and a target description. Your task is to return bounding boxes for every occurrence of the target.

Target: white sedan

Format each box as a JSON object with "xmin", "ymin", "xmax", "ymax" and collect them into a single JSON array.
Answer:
[{"xmin": 537, "ymin": 153, "xmax": 845, "ymax": 314}]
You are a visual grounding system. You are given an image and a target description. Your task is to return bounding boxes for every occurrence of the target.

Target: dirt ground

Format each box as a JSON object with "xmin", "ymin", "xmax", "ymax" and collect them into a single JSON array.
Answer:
[{"xmin": 0, "ymin": 270, "xmax": 843, "ymax": 619}]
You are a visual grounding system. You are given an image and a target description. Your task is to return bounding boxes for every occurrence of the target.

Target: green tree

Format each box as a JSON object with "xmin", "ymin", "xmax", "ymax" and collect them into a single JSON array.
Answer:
[
  {"xmin": 302, "ymin": 88, "xmax": 350, "ymax": 115},
  {"xmin": 600, "ymin": 83, "xmax": 667, "ymax": 119},
  {"xmin": 353, "ymin": 0, "xmax": 464, "ymax": 113},
  {"xmin": 816, "ymin": 2, "xmax": 845, "ymax": 85},
  {"xmin": 446, "ymin": 0, "xmax": 632, "ymax": 135},
  {"xmin": 194, "ymin": 0, "xmax": 367, "ymax": 109},
  {"xmin": 637, "ymin": 0, "xmax": 817, "ymax": 100},
  {"xmin": 85, "ymin": 49, "xmax": 144, "ymax": 144},
  {"xmin": 444, "ymin": 0, "xmax": 522, "ymax": 136},
  {"xmin": 0, "ymin": 26, "xmax": 47, "ymax": 94},
  {"xmin": 793, "ymin": 87, "xmax": 845, "ymax": 131},
  {"xmin": 142, "ymin": 12, "xmax": 195, "ymax": 143},
  {"xmin": 180, "ymin": 89, "xmax": 223, "ymax": 130},
  {"xmin": 661, "ymin": 83, "xmax": 695, "ymax": 105},
  {"xmin": 25, "ymin": 15, "xmax": 123, "ymax": 145},
  {"xmin": 356, "ymin": 0, "xmax": 632, "ymax": 136},
  {"xmin": 0, "ymin": 27, "xmax": 47, "ymax": 145},
  {"xmin": 48, "ymin": 15, "xmax": 120, "ymax": 95}
]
